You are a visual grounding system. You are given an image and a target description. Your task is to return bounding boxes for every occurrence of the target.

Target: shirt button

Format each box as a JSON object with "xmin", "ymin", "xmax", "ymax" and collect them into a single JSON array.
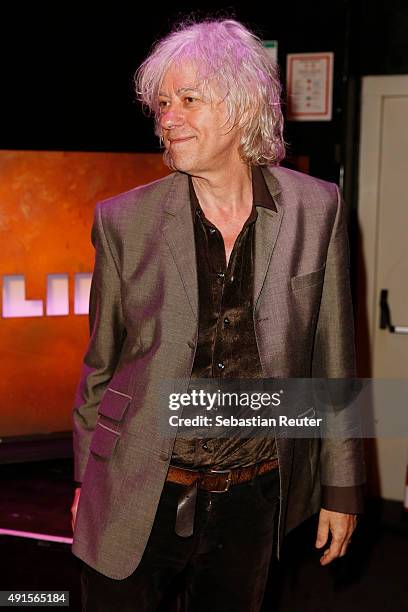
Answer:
[
  {"xmin": 223, "ymin": 317, "xmax": 230, "ymax": 326},
  {"xmin": 217, "ymin": 362, "xmax": 225, "ymax": 370},
  {"xmin": 217, "ymin": 272, "xmax": 225, "ymax": 279}
]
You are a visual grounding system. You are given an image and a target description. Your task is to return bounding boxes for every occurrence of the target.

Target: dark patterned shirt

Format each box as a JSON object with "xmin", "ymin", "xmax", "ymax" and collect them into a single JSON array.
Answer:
[{"xmin": 170, "ymin": 166, "xmax": 278, "ymax": 469}]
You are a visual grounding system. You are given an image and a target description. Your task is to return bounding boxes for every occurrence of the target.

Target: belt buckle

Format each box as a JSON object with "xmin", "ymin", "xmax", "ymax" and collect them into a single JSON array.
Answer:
[{"xmin": 207, "ymin": 468, "xmax": 232, "ymax": 493}]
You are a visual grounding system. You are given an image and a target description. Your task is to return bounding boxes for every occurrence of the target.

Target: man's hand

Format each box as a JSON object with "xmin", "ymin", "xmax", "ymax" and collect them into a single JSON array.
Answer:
[
  {"xmin": 71, "ymin": 487, "xmax": 81, "ymax": 533},
  {"xmin": 315, "ymin": 508, "xmax": 357, "ymax": 565}
]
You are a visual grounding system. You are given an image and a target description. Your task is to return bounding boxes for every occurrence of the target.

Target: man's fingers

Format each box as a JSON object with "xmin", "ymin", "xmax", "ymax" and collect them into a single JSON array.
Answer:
[
  {"xmin": 339, "ymin": 539, "xmax": 350, "ymax": 557},
  {"xmin": 337, "ymin": 521, "xmax": 356, "ymax": 557},
  {"xmin": 339, "ymin": 529, "xmax": 355, "ymax": 557},
  {"xmin": 315, "ymin": 512, "xmax": 330, "ymax": 548},
  {"xmin": 71, "ymin": 488, "xmax": 81, "ymax": 533},
  {"xmin": 316, "ymin": 510, "xmax": 358, "ymax": 562},
  {"xmin": 320, "ymin": 537, "xmax": 344, "ymax": 565},
  {"xmin": 71, "ymin": 507, "xmax": 77, "ymax": 532},
  {"xmin": 320, "ymin": 527, "xmax": 355, "ymax": 564},
  {"xmin": 71, "ymin": 504, "xmax": 76, "ymax": 532}
]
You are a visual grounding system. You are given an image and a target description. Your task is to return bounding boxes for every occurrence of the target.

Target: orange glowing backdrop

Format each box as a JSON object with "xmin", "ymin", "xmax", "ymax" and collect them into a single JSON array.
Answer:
[{"xmin": 0, "ymin": 150, "xmax": 170, "ymax": 438}]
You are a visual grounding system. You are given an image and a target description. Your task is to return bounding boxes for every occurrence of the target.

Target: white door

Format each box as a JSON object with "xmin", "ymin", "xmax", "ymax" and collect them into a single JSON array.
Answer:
[{"xmin": 358, "ymin": 75, "xmax": 408, "ymax": 502}]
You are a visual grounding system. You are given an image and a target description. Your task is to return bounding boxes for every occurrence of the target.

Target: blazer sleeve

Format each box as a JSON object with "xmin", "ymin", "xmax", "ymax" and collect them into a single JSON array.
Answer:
[
  {"xmin": 312, "ymin": 184, "xmax": 366, "ymax": 514},
  {"xmin": 72, "ymin": 202, "xmax": 126, "ymax": 483}
]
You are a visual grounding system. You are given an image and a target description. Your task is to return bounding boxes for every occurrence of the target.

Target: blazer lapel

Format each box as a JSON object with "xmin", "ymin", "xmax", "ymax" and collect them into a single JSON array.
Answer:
[
  {"xmin": 161, "ymin": 172, "xmax": 198, "ymax": 320},
  {"xmin": 253, "ymin": 167, "xmax": 284, "ymax": 309},
  {"xmin": 160, "ymin": 166, "xmax": 284, "ymax": 320}
]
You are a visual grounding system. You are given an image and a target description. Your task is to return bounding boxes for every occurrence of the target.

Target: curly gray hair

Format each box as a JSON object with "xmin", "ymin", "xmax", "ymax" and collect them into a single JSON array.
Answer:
[{"xmin": 134, "ymin": 18, "xmax": 285, "ymax": 167}]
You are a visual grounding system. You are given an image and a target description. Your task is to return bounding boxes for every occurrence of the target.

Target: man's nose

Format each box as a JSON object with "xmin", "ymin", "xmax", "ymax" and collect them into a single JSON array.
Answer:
[{"xmin": 160, "ymin": 108, "xmax": 185, "ymax": 130}]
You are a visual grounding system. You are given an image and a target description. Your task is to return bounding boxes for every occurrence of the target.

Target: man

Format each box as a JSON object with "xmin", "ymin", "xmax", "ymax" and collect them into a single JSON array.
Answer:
[{"xmin": 71, "ymin": 18, "xmax": 365, "ymax": 612}]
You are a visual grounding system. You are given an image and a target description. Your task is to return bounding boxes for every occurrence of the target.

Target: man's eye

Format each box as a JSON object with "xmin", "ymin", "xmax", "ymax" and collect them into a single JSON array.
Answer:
[
  {"xmin": 158, "ymin": 100, "xmax": 169, "ymax": 110},
  {"xmin": 184, "ymin": 97, "xmax": 197, "ymax": 104}
]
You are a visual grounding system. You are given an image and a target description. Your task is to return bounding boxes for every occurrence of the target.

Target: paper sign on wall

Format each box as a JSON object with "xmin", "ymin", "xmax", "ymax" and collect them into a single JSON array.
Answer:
[{"xmin": 286, "ymin": 52, "xmax": 334, "ymax": 121}]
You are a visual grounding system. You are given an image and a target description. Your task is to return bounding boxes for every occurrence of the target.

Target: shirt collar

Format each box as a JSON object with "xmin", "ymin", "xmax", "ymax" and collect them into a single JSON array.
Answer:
[
  {"xmin": 252, "ymin": 165, "xmax": 277, "ymax": 211},
  {"xmin": 189, "ymin": 165, "xmax": 276, "ymax": 224}
]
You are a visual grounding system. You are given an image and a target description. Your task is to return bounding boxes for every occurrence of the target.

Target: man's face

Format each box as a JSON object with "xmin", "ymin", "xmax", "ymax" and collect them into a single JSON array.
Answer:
[{"xmin": 158, "ymin": 62, "xmax": 242, "ymax": 175}]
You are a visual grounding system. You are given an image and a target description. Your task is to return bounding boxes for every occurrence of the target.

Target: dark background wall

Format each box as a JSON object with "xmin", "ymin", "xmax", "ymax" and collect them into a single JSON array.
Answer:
[{"xmin": 1, "ymin": 1, "xmax": 407, "ymax": 185}]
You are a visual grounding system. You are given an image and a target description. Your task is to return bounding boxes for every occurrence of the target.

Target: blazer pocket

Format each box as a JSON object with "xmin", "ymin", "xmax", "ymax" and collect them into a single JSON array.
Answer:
[
  {"xmin": 90, "ymin": 422, "xmax": 120, "ymax": 458},
  {"xmin": 291, "ymin": 264, "xmax": 326, "ymax": 291},
  {"xmin": 98, "ymin": 387, "xmax": 132, "ymax": 422}
]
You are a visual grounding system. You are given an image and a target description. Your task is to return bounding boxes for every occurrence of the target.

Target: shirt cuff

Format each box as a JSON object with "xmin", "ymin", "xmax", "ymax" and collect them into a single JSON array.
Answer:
[{"xmin": 321, "ymin": 484, "xmax": 365, "ymax": 514}]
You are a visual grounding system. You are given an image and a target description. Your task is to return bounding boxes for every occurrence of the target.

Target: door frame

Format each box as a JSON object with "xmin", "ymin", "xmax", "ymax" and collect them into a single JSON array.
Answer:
[
  {"xmin": 358, "ymin": 75, "xmax": 408, "ymax": 366},
  {"xmin": 358, "ymin": 76, "xmax": 408, "ymax": 502}
]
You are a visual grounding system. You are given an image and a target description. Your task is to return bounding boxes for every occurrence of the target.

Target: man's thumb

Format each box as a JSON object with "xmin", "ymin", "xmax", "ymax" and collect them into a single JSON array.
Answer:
[{"xmin": 315, "ymin": 518, "xmax": 329, "ymax": 548}]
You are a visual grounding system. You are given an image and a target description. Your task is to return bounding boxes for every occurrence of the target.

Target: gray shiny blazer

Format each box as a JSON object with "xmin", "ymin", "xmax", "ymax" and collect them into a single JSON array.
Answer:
[{"xmin": 72, "ymin": 166, "xmax": 365, "ymax": 580}]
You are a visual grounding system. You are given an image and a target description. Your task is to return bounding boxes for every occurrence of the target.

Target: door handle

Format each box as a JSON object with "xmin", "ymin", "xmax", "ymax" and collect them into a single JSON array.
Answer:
[{"xmin": 380, "ymin": 289, "xmax": 408, "ymax": 334}]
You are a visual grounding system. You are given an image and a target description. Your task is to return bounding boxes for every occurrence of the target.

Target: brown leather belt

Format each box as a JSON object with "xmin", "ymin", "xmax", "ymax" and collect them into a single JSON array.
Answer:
[
  {"xmin": 168, "ymin": 458, "xmax": 279, "ymax": 538},
  {"xmin": 166, "ymin": 457, "xmax": 279, "ymax": 493}
]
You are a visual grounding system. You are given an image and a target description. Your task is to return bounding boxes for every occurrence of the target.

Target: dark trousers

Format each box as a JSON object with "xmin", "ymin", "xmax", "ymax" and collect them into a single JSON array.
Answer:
[{"xmin": 81, "ymin": 467, "xmax": 280, "ymax": 612}]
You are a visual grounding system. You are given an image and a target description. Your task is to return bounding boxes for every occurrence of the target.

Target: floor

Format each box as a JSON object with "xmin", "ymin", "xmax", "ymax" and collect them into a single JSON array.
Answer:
[{"xmin": 0, "ymin": 459, "xmax": 407, "ymax": 611}]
